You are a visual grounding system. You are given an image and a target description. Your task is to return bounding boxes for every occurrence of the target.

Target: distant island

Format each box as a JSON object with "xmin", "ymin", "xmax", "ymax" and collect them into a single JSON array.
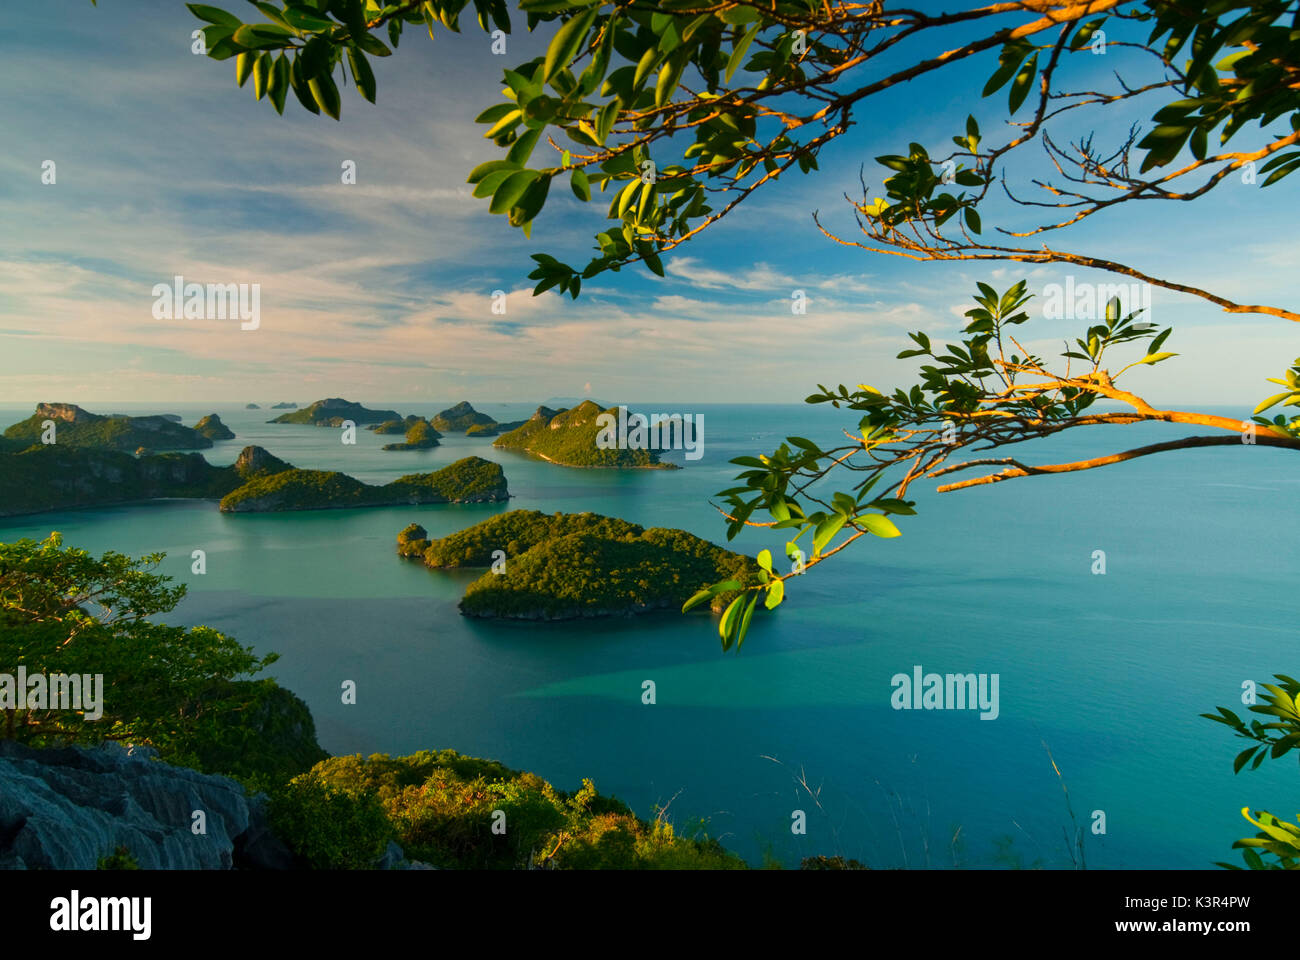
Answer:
[
  {"xmin": 493, "ymin": 402, "xmax": 676, "ymax": 468},
  {"xmin": 430, "ymin": 401, "xmax": 526, "ymax": 436},
  {"xmin": 3, "ymin": 403, "xmax": 212, "ymax": 451},
  {"xmin": 270, "ymin": 402, "xmax": 297, "ymax": 409},
  {"xmin": 246, "ymin": 403, "xmax": 260, "ymax": 409},
  {"xmin": 381, "ymin": 418, "xmax": 440, "ymax": 451},
  {"xmin": 221, "ymin": 454, "xmax": 506, "ymax": 512},
  {"xmin": 369, "ymin": 415, "xmax": 435, "ymax": 436},
  {"xmin": 194, "ymin": 413, "xmax": 235, "ymax": 441},
  {"xmin": 397, "ymin": 510, "xmax": 758, "ymax": 620},
  {"xmin": 0, "ymin": 431, "xmax": 508, "ymax": 517},
  {"xmin": 270, "ymin": 397, "xmax": 402, "ymax": 426}
]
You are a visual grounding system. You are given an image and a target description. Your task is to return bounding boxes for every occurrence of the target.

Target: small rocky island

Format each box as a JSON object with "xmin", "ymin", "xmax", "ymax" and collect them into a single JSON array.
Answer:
[
  {"xmin": 270, "ymin": 401, "xmax": 297, "ymax": 409},
  {"xmin": 246, "ymin": 403, "xmax": 260, "ymax": 409},
  {"xmin": 397, "ymin": 510, "xmax": 759, "ymax": 620},
  {"xmin": 270, "ymin": 397, "xmax": 402, "ymax": 426},
  {"xmin": 381, "ymin": 418, "xmax": 440, "ymax": 451},
  {"xmin": 3, "ymin": 403, "xmax": 213, "ymax": 451},
  {"xmin": 430, "ymin": 401, "xmax": 526, "ymax": 436},
  {"xmin": 493, "ymin": 402, "xmax": 677, "ymax": 468},
  {"xmin": 194, "ymin": 413, "xmax": 236, "ymax": 440}
]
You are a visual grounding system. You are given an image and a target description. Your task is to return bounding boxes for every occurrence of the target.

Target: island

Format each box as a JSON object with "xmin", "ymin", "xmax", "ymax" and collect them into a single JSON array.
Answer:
[
  {"xmin": 370, "ymin": 415, "xmax": 441, "ymax": 437},
  {"xmin": 270, "ymin": 402, "xmax": 298, "ymax": 409},
  {"xmin": 194, "ymin": 413, "xmax": 235, "ymax": 441},
  {"xmin": 493, "ymin": 402, "xmax": 677, "ymax": 468},
  {"xmin": 381, "ymin": 419, "xmax": 440, "ymax": 451},
  {"xmin": 246, "ymin": 403, "xmax": 260, "ymax": 409},
  {"xmin": 0, "ymin": 436, "xmax": 507, "ymax": 517},
  {"xmin": 269, "ymin": 397, "xmax": 402, "ymax": 426},
  {"xmin": 397, "ymin": 510, "xmax": 759, "ymax": 620},
  {"xmin": 221, "ymin": 455, "xmax": 506, "ymax": 512},
  {"xmin": 430, "ymin": 400, "xmax": 496, "ymax": 433},
  {"xmin": 3, "ymin": 403, "xmax": 213, "ymax": 451}
]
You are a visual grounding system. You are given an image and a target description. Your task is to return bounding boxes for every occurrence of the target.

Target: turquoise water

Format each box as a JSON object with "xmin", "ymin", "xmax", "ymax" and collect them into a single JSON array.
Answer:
[{"xmin": 1, "ymin": 400, "xmax": 1294, "ymax": 869}]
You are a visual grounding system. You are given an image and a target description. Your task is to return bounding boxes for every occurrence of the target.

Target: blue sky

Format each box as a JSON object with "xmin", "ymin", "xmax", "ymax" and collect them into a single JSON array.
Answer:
[{"xmin": 0, "ymin": 0, "xmax": 1295, "ymax": 406}]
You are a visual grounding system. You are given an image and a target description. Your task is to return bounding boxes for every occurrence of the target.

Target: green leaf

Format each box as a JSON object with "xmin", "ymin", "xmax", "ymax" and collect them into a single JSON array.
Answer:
[
  {"xmin": 1137, "ymin": 351, "xmax": 1177, "ymax": 365},
  {"xmin": 235, "ymin": 51, "xmax": 256, "ymax": 87},
  {"xmin": 252, "ymin": 52, "xmax": 272, "ymax": 100},
  {"xmin": 725, "ymin": 22, "xmax": 761, "ymax": 83},
  {"xmin": 1255, "ymin": 392, "xmax": 1293, "ymax": 415},
  {"xmin": 308, "ymin": 71, "xmax": 341, "ymax": 120},
  {"xmin": 490, "ymin": 170, "xmax": 541, "ymax": 214},
  {"xmin": 735, "ymin": 593, "xmax": 758, "ymax": 650},
  {"xmin": 187, "ymin": 3, "xmax": 242, "ymax": 27},
  {"xmin": 859, "ymin": 514, "xmax": 902, "ymax": 538},
  {"xmin": 543, "ymin": 7, "xmax": 599, "ymax": 85},
  {"xmin": 812, "ymin": 513, "xmax": 847, "ymax": 556},
  {"xmin": 756, "ymin": 549, "xmax": 772, "ymax": 572},
  {"xmin": 1007, "ymin": 51, "xmax": 1039, "ymax": 114},
  {"xmin": 764, "ymin": 578, "xmax": 784, "ymax": 610},
  {"xmin": 570, "ymin": 167, "xmax": 591, "ymax": 201},
  {"xmin": 346, "ymin": 46, "xmax": 376, "ymax": 103},
  {"xmin": 719, "ymin": 593, "xmax": 745, "ymax": 650}
]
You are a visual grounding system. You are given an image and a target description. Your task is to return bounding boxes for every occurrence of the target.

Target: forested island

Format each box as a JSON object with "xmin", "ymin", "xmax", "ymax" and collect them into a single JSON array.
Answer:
[
  {"xmin": 381, "ymin": 418, "xmax": 440, "ymax": 450},
  {"xmin": 195, "ymin": 413, "xmax": 236, "ymax": 440},
  {"xmin": 0, "ymin": 436, "xmax": 507, "ymax": 517},
  {"xmin": 221, "ymin": 455, "xmax": 504, "ymax": 511},
  {"xmin": 270, "ymin": 397, "xmax": 402, "ymax": 426},
  {"xmin": 430, "ymin": 400, "xmax": 526, "ymax": 435},
  {"xmin": 493, "ymin": 402, "xmax": 676, "ymax": 468},
  {"xmin": 4, "ymin": 403, "xmax": 213, "ymax": 451},
  {"xmin": 397, "ymin": 510, "xmax": 759, "ymax": 619}
]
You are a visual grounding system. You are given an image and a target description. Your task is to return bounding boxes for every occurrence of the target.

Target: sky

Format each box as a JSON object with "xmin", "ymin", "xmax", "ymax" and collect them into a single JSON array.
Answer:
[{"xmin": 0, "ymin": 0, "xmax": 1295, "ymax": 407}]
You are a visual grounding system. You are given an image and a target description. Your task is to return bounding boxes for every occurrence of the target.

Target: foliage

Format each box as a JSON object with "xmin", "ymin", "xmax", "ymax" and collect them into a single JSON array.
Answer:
[
  {"xmin": 184, "ymin": 1, "xmax": 1300, "ymax": 313},
  {"xmin": 267, "ymin": 769, "xmax": 394, "ymax": 869},
  {"xmin": 0, "ymin": 534, "xmax": 314, "ymax": 779},
  {"xmin": 289, "ymin": 751, "xmax": 745, "ymax": 869},
  {"xmin": 96, "ymin": 846, "xmax": 140, "ymax": 870},
  {"xmin": 800, "ymin": 854, "xmax": 868, "ymax": 869},
  {"xmin": 1205, "ymin": 674, "xmax": 1300, "ymax": 869}
]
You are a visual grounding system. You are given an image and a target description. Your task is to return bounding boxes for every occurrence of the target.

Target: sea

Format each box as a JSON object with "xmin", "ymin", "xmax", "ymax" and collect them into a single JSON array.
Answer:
[{"xmin": 0, "ymin": 399, "xmax": 1294, "ymax": 869}]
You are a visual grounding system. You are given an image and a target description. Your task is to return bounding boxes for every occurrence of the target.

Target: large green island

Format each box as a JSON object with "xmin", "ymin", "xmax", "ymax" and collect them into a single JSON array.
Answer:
[
  {"xmin": 397, "ymin": 510, "xmax": 759, "ymax": 620},
  {"xmin": 4, "ymin": 402, "xmax": 215, "ymax": 451},
  {"xmin": 493, "ymin": 402, "xmax": 678, "ymax": 468}
]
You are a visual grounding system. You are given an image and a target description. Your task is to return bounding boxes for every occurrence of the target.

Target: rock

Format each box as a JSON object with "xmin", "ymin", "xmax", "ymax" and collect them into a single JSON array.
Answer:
[
  {"xmin": 0, "ymin": 741, "xmax": 258, "ymax": 870},
  {"xmin": 233, "ymin": 445, "xmax": 292, "ymax": 479}
]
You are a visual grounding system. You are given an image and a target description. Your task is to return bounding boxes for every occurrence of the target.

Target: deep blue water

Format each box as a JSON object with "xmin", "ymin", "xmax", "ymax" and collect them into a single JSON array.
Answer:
[{"xmin": 0, "ymin": 400, "xmax": 1294, "ymax": 869}]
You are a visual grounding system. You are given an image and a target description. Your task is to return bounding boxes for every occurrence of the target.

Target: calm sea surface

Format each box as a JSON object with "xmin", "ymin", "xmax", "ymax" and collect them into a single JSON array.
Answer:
[{"xmin": 1, "ymin": 400, "xmax": 1294, "ymax": 868}]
